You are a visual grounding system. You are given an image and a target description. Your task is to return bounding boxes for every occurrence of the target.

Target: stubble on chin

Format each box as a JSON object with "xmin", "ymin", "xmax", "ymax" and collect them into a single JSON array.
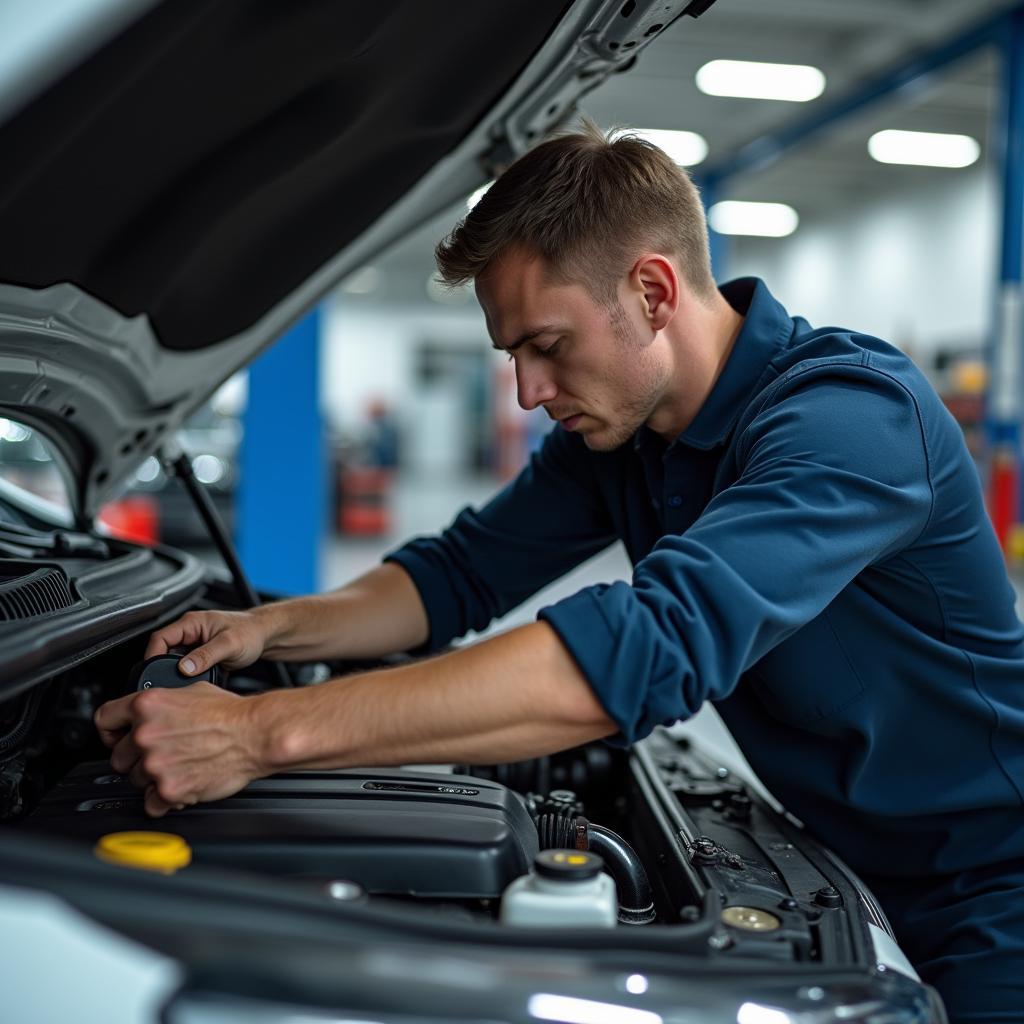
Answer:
[
  {"xmin": 590, "ymin": 378, "xmax": 665, "ymax": 451},
  {"xmin": 580, "ymin": 412, "xmax": 646, "ymax": 451}
]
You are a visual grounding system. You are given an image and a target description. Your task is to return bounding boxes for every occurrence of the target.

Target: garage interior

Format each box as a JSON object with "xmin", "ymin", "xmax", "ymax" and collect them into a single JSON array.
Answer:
[
  {"xmin": 0, "ymin": 4, "xmax": 1022, "ymax": 1018},
  {"xmin": 6, "ymin": 0, "xmax": 1022, "ymax": 610},
  {"xmin": 230, "ymin": 0, "xmax": 1024, "ymax": 609}
]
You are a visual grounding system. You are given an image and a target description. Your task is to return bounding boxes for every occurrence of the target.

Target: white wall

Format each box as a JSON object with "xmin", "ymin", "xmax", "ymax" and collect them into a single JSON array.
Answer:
[
  {"xmin": 727, "ymin": 165, "xmax": 999, "ymax": 367},
  {"xmin": 321, "ymin": 298, "xmax": 492, "ymax": 474},
  {"xmin": 321, "ymin": 300, "xmax": 489, "ymax": 426}
]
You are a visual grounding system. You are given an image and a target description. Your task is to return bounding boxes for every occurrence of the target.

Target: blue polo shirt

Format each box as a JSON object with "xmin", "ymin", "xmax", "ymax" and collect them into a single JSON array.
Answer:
[{"xmin": 388, "ymin": 278, "xmax": 1024, "ymax": 879}]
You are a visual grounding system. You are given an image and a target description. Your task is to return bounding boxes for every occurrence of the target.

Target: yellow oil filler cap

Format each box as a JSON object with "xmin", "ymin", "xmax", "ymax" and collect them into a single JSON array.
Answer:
[{"xmin": 94, "ymin": 831, "xmax": 192, "ymax": 874}]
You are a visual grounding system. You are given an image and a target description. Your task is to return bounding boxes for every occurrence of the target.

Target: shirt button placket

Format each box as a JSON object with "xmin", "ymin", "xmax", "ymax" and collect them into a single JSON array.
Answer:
[
  {"xmin": 664, "ymin": 458, "xmax": 688, "ymax": 527},
  {"xmin": 665, "ymin": 491, "xmax": 684, "ymax": 529}
]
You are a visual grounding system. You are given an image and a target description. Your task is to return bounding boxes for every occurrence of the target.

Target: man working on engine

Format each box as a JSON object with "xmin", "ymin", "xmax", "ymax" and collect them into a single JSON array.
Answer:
[{"xmin": 96, "ymin": 124, "xmax": 1024, "ymax": 1022}]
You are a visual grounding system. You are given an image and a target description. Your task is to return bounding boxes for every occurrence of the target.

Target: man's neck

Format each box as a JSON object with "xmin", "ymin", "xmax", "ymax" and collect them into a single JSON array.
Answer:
[{"xmin": 647, "ymin": 290, "xmax": 744, "ymax": 442}]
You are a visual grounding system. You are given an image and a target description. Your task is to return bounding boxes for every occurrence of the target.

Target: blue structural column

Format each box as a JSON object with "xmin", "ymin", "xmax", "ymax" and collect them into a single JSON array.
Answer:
[
  {"xmin": 988, "ymin": 7, "xmax": 1024, "ymax": 549},
  {"xmin": 238, "ymin": 308, "xmax": 326, "ymax": 595}
]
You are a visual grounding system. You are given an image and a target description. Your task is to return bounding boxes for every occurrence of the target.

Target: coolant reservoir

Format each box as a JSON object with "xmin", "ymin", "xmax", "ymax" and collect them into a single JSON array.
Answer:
[{"xmin": 500, "ymin": 849, "xmax": 616, "ymax": 927}]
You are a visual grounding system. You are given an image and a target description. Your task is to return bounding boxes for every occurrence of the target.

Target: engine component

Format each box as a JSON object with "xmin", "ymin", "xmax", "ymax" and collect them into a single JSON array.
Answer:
[
  {"xmin": 500, "ymin": 849, "xmax": 617, "ymax": 928},
  {"xmin": 536, "ymin": 813, "xmax": 656, "ymax": 925},
  {"xmin": 459, "ymin": 743, "xmax": 619, "ymax": 803},
  {"xmin": 0, "ymin": 752, "xmax": 26, "ymax": 817},
  {"xmin": 0, "ymin": 686, "xmax": 42, "ymax": 754},
  {"xmin": 94, "ymin": 830, "xmax": 193, "ymax": 875},
  {"xmin": 23, "ymin": 763, "xmax": 539, "ymax": 899},
  {"xmin": 129, "ymin": 652, "xmax": 221, "ymax": 691},
  {"xmin": 587, "ymin": 823, "xmax": 656, "ymax": 925},
  {"xmin": 535, "ymin": 810, "xmax": 586, "ymax": 850}
]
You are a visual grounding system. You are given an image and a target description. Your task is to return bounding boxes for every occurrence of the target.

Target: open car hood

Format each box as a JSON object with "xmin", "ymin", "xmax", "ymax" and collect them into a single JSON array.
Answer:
[{"xmin": 0, "ymin": 0, "xmax": 715, "ymax": 520}]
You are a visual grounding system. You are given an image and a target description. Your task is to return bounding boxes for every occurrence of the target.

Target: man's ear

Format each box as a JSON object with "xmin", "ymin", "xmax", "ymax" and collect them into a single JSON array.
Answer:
[{"xmin": 630, "ymin": 255, "xmax": 679, "ymax": 332}]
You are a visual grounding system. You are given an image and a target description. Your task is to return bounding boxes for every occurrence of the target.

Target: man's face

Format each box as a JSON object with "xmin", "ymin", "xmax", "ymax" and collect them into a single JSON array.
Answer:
[{"xmin": 476, "ymin": 248, "xmax": 672, "ymax": 451}]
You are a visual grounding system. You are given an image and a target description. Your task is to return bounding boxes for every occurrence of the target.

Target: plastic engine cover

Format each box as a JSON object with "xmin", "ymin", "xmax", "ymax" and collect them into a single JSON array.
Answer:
[{"xmin": 23, "ymin": 764, "xmax": 540, "ymax": 899}]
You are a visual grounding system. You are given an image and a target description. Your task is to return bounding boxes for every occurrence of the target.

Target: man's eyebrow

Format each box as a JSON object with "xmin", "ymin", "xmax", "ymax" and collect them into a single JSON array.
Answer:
[{"xmin": 491, "ymin": 325, "xmax": 560, "ymax": 352}]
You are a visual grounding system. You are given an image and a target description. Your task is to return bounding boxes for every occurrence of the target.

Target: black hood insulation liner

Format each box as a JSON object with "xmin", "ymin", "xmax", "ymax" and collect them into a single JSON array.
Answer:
[{"xmin": 0, "ymin": 0, "xmax": 567, "ymax": 351}]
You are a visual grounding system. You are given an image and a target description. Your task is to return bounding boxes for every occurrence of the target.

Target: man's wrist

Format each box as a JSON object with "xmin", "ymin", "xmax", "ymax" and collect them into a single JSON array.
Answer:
[
  {"xmin": 251, "ymin": 600, "xmax": 296, "ymax": 657},
  {"xmin": 247, "ymin": 687, "xmax": 315, "ymax": 773}
]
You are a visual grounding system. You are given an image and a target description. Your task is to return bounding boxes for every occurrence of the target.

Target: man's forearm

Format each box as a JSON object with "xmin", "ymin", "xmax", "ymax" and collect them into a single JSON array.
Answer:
[
  {"xmin": 251, "ymin": 621, "xmax": 616, "ymax": 769},
  {"xmin": 254, "ymin": 562, "xmax": 430, "ymax": 663}
]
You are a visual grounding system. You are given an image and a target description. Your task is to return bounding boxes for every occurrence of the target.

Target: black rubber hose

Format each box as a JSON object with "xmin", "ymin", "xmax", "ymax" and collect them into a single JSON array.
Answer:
[
  {"xmin": 0, "ymin": 686, "xmax": 42, "ymax": 753},
  {"xmin": 536, "ymin": 812, "xmax": 586, "ymax": 851},
  {"xmin": 587, "ymin": 823, "xmax": 656, "ymax": 925},
  {"xmin": 536, "ymin": 814, "xmax": 656, "ymax": 925}
]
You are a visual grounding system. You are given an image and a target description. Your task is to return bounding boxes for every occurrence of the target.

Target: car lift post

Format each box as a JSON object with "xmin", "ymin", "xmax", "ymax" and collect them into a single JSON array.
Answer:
[
  {"xmin": 988, "ymin": 7, "xmax": 1024, "ymax": 551},
  {"xmin": 238, "ymin": 307, "xmax": 327, "ymax": 595}
]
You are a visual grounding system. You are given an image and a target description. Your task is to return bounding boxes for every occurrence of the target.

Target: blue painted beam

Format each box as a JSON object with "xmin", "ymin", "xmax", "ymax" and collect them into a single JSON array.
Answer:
[
  {"xmin": 700, "ymin": 7, "xmax": 1012, "ymax": 190},
  {"xmin": 987, "ymin": 8, "xmax": 1024, "ymax": 544},
  {"xmin": 238, "ymin": 308, "xmax": 326, "ymax": 595},
  {"xmin": 998, "ymin": 9, "xmax": 1024, "ymax": 290}
]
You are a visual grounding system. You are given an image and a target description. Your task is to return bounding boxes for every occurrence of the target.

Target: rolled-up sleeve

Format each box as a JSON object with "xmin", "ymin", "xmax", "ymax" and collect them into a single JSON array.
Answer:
[
  {"xmin": 539, "ymin": 368, "xmax": 935, "ymax": 744},
  {"xmin": 386, "ymin": 427, "xmax": 617, "ymax": 651}
]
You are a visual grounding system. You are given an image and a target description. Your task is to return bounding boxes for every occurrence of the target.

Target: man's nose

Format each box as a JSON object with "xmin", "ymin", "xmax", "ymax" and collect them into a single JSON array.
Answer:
[{"xmin": 515, "ymin": 359, "xmax": 557, "ymax": 411}]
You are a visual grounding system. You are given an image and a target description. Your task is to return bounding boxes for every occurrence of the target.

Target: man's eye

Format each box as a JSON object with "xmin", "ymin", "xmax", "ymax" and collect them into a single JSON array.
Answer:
[
  {"xmin": 538, "ymin": 338, "xmax": 563, "ymax": 358},
  {"xmin": 505, "ymin": 351, "xmax": 514, "ymax": 363}
]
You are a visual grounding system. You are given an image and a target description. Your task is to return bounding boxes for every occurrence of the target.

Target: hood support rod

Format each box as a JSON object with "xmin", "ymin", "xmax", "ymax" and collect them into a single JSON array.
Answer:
[{"xmin": 164, "ymin": 448, "xmax": 293, "ymax": 688}]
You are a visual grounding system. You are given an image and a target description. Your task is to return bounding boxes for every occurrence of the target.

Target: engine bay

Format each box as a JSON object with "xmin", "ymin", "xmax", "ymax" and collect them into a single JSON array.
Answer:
[
  {"xmin": 0, "ymin": 530, "xmax": 906, "ymax": 979},
  {"xmin": 0, "ymin": 609, "xmax": 888, "ymax": 971},
  {"xmin": 0, "ymin": 538, "xmax": 951, "ymax": 1024}
]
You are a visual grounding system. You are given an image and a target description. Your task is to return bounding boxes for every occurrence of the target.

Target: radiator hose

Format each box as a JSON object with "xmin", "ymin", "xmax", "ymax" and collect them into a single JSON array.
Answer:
[{"xmin": 536, "ymin": 814, "xmax": 656, "ymax": 925}]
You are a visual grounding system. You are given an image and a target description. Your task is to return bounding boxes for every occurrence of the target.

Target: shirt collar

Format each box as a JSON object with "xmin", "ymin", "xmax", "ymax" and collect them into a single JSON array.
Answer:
[{"xmin": 635, "ymin": 277, "xmax": 793, "ymax": 454}]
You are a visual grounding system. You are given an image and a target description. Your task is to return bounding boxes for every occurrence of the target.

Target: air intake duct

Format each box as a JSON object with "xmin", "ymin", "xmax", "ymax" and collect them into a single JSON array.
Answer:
[{"xmin": 0, "ymin": 565, "xmax": 76, "ymax": 621}]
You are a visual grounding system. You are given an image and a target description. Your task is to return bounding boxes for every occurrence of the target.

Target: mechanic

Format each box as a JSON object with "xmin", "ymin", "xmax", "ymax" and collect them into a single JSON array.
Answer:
[{"xmin": 96, "ymin": 124, "xmax": 1024, "ymax": 1022}]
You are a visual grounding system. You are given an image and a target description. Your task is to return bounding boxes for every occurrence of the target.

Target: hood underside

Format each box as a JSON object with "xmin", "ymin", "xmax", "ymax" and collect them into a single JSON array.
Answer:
[
  {"xmin": 0, "ymin": 0, "xmax": 568, "ymax": 350},
  {"xmin": 0, "ymin": 0, "xmax": 715, "ymax": 517}
]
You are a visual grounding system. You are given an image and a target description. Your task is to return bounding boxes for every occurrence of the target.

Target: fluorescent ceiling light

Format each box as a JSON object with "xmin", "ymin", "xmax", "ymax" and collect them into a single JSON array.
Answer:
[
  {"xmin": 697, "ymin": 59, "xmax": 825, "ymax": 102},
  {"xmin": 633, "ymin": 128, "xmax": 707, "ymax": 166},
  {"xmin": 868, "ymin": 129, "xmax": 980, "ymax": 168},
  {"xmin": 708, "ymin": 200, "xmax": 798, "ymax": 237},
  {"xmin": 467, "ymin": 180, "xmax": 495, "ymax": 211}
]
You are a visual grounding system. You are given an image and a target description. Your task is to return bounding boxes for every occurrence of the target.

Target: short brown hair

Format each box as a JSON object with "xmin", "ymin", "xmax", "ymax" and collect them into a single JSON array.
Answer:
[{"xmin": 435, "ymin": 120, "xmax": 716, "ymax": 304}]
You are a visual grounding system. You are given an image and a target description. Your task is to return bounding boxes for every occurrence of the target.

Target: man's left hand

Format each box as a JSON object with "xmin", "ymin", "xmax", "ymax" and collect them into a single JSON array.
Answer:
[{"xmin": 94, "ymin": 684, "xmax": 267, "ymax": 818}]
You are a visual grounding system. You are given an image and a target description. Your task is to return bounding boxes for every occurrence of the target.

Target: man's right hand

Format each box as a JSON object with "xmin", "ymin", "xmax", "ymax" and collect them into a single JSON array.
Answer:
[
  {"xmin": 139, "ymin": 563, "xmax": 428, "ymax": 681},
  {"xmin": 144, "ymin": 609, "xmax": 270, "ymax": 678}
]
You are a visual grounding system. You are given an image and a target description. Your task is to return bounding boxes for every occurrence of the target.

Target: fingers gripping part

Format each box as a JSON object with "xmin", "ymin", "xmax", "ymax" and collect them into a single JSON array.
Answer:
[{"xmin": 130, "ymin": 653, "xmax": 224, "ymax": 692}]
